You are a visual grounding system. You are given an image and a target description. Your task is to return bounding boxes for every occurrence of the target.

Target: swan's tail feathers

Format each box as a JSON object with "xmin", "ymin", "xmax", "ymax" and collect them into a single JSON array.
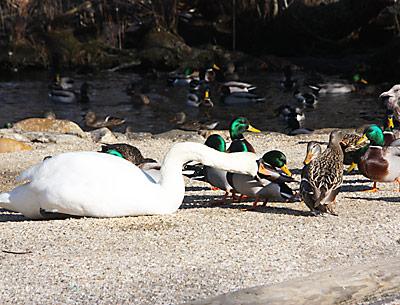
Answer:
[
  {"xmin": 16, "ymin": 164, "xmax": 40, "ymax": 182},
  {"xmin": 0, "ymin": 192, "xmax": 10, "ymax": 205}
]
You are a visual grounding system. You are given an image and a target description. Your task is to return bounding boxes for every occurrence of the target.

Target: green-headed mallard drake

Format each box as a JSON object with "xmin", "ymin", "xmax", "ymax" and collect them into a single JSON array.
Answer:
[
  {"xmin": 167, "ymin": 67, "xmax": 200, "ymax": 87},
  {"xmin": 339, "ymin": 132, "xmax": 366, "ymax": 173},
  {"xmin": 187, "ymin": 134, "xmax": 258, "ymax": 203},
  {"xmin": 356, "ymin": 124, "xmax": 400, "ymax": 192},
  {"xmin": 100, "ymin": 143, "xmax": 158, "ymax": 169},
  {"xmin": 227, "ymin": 117, "xmax": 260, "ymax": 153},
  {"xmin": 84, "ymin": 111, "xmax": 125, "ymax": 129},
  {"xmin": 300, "ymin": 130, "xmax": 344, "ymax": 215},
  {"xmin": 100, "ymin": 143, "xmax": 160, "ymax": 182},
  {"xmin": 202, "ymin": 134, "xmax": 234, "ymax": 201},
  {"xmin": 382, "ymin": 112, "xmax": 400, "ymax": 146},
  {"xmin": 228, "ymin": 150, "xmax": 297, "ymax": 207}
]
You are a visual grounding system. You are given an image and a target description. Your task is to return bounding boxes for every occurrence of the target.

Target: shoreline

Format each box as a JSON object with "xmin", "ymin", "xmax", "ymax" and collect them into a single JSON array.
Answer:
[{"xmin": 0, "ymin": 130, "xmax": 399, "ymax": 304}]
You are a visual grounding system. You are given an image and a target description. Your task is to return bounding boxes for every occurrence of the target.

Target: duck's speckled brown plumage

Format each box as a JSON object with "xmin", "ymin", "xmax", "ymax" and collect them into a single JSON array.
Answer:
[
  {"xmin": 340, "ymin": 132, "xmax": 364, "ymax": 166},
  {"xmin": 300, "ymin": 130, "xmax": 344, "ymax": 215},
  {"xmin": 100, "ymin": 143, "xmax": 157, "ymax": 168}
]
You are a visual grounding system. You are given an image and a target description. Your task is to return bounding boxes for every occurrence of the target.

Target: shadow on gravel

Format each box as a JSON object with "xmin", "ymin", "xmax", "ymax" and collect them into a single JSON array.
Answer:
[
  {"xmin": 0, "ymin": 209, "xmax": 28, "ymax": 222},
  {"xmin": 341, "ymin": 184, "xmax": 373, "ymax": 192},
  {"xmin": 181, "ymin": 195, "xmax": 311, "ymax": 216},
  {"xmin": 348, "ymin": 196, "xmax": 400, "ymax": 203}
]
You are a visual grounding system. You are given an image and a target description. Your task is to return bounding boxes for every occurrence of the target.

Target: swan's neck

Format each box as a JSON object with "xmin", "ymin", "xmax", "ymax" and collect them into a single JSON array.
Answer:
[{"xmin": 158, "ymin": 142, "xmax": 258, "ymax": 211}]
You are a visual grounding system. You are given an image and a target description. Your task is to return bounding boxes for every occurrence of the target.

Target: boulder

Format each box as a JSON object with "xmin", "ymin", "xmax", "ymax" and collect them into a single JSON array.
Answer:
[
  {"xmin": 0, "ymin": 138, "xmax": 32, "ymax": 153},
  {"xmin": 12, "ymin": 118, "xmax": 86, "ymax": 137}
]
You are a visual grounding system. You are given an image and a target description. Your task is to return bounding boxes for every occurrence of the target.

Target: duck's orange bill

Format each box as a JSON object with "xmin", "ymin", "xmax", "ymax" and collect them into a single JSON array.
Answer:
[{"xmin": 303, "ymin": 152, "xmax": 313, "ymax": 165}]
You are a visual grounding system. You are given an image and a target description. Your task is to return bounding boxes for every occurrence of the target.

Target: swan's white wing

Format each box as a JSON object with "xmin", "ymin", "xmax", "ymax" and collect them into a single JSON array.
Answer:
[{"xmin": 15, "ymin": 152, "xmax": 162, "ymax": 217}]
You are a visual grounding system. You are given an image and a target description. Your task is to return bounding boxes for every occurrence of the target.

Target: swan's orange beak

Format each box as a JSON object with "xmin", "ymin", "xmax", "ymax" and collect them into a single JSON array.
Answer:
[{"xmin": 280, "ymin": 164, "xmax": 292, "ymax": 176}]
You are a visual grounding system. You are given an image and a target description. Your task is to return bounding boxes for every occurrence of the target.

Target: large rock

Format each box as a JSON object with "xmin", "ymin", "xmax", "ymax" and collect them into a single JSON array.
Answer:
[
  {"xmin": 0, "ymin": 138, "xmax": 32, "ymax": 153},
  {"xmin": 12, "ymin": 118, "xmax": 86, "ymax": 137}
]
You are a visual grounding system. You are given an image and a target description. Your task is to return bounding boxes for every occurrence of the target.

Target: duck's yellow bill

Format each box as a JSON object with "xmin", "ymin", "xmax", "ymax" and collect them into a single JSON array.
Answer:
[
  {"xmin": 346, "ymin": 162, "xmax": 357, "ymax": 173},
  {"xmin": 212, "ymin": 64, "xmax": 220, "ymax": 71},
  {"xmin": 303, "ymin": 152, "xmax": 313, "ymax": 165},
  {"xmin": 247, "ymin": 124, "xmax": 261, "ymax": 133},
  {"xmin": 388, "ymin": 117, "xmax": 394, "ymax": 129},
  {"xmin": 356, "ymin": 134, "xmax": 368, "ymax": 145},
  {"xmin": 360, "ymin": 78, "xmax": 368, "ymax": 85},
  {"xmin": 280, "ymin": 164, "xmax": 292, "ymax": 176}
]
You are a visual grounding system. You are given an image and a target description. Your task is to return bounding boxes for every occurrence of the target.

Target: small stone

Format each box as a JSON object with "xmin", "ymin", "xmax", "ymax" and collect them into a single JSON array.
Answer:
[{"xmin": 89, "ymin": 127, "xmax": 117, "ymax": 143}]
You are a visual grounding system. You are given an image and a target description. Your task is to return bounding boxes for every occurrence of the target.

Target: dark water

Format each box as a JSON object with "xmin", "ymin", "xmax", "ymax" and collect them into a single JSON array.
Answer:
[{"xmin": 0, "ymin": 71, "xmax": 386, "ymax": 134}]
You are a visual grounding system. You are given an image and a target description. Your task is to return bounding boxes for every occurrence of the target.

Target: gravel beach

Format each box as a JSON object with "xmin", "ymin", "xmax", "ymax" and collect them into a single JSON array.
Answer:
[{"xmin": 1, "ymin": 130, "xmax": 399, "ymax": 304}]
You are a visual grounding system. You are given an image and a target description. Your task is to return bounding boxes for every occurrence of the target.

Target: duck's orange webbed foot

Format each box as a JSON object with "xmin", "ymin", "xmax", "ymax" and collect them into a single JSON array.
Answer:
[{"xmin": 362, "ymin": 182, "xmax": 379, "ymax": 192}]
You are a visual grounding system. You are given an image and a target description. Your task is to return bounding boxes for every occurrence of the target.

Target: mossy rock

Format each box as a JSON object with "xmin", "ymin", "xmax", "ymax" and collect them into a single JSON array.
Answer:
[
  {"xmin": 139, "ymin": 47, "xmax": 180, "ymax": 69},
  {"xmin": 143, "ymin": 29, "xmax": 191, "ymax": 56}
]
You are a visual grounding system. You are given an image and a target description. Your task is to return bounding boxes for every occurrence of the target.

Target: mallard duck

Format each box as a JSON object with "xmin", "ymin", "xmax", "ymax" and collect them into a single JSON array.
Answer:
[
  {"xmin": 49, "ymin": 75, "xmax": 74, "ymax": 90},
  {"xmin": 303, "ymin": 141, "xmax": 322, "ymax": 165},
  {"xmin": 100, "ymin": 144, "xmax": 158, "ymax": 168},
  {"xmin": 380, "ymin": 84, "xmax": 400, "ymax": 121},
  {"xmin": 84, "ymin": 111, "xmax": 125, "ymax": 129},
  {"xmin": 382, "ymin": 112, "xmax": 400, "ymax": 145},
  {"xmin": 221, "ymin": 91, "xmax": 265, "ymax": 105},
  {"xmin": 171, "ymin": 112, "xmax": 219, "ymax": 131},
  {"xmin": 287, "ymin": 116, "xmax": 313, "ymax": 135},
  {"xmin": 0, "ymin": 142, "xmax": 261, "ymax": 219},
  {"xmin": 49, "ymin": 82, "xmax": 91, "ymax": 104},
  {"xmin": 293, "ymin": 85, "xmax": 320, "ymax": 108},
  {"xmin": 167, "ymin": 67, "xmax": 200, "ymax": 87},
  {"xmin": 223, "ymin": 62, "xmax": 240, "ymax": 81},
  {"xmin": 187, "ymin": 87, "xmax": 214, "ymax": 108},
  {"xmin": 201, "ymin": 134, "xmax": 235, "ymax": 202},
  {"xmin": 280, "ymin": 65, "xmax": 297, "ymax": 90},
  {"xmin": 356, "ymin": 124, "xmax": 400, "ymax": 192},
  {"xmin": 220, "ymin": 81, "xmax": 256, "ymax": 94},
  {"xmin": 300, "ymin": 130, "xmax": 344, "ymax": 215},
  {"xmin": 100, "ymin": 143, "xmax": 160, "ymax": 182},
  {"xmin": 227, "ymin": 117, "xmax": 260, "ymax": 153},
  {"xmin": 339, "ymin": 132, "xmax": 366, "ymax": 173},
  {"xmin": 227, "ymin": 150, "xmax": 297, "ymax": 207},
  {"xmin": 316, "ymin": 82, "xmax": 355, "ymax": 94}
]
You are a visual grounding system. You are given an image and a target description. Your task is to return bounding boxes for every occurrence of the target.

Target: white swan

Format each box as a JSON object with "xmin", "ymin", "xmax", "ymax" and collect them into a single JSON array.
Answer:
[{"xmin": 0, "ymin": 142, "xmax": 259, "ymax": 219}]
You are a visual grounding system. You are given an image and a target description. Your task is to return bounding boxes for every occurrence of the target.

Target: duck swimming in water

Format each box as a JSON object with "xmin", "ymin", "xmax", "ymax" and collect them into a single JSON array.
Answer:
[{"xmin": 84, "ymin": 111, "xmax": 125, "ymax": 129}]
